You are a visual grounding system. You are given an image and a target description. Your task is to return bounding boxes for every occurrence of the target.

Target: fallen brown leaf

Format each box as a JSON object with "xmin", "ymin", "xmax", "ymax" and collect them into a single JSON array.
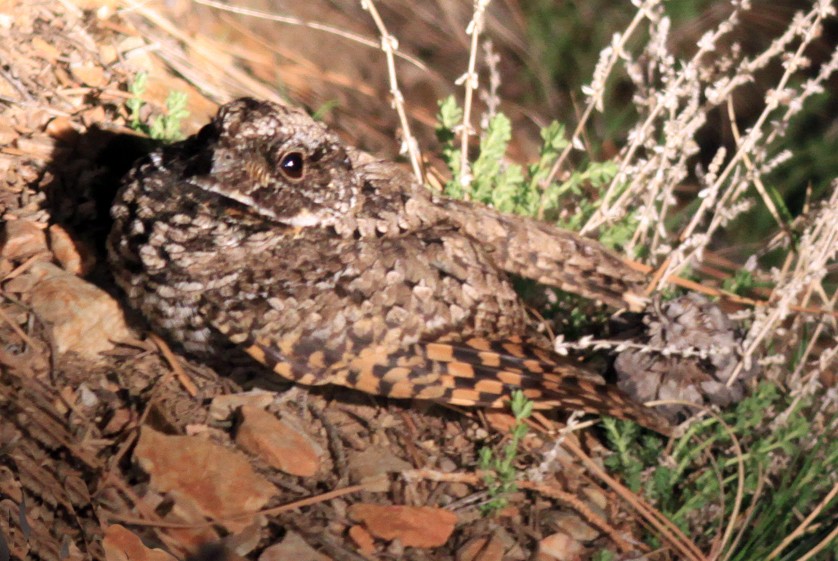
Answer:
[
  {"xmin": 235, "ymin": 405, "xmax": 321, "ymax": 477},
  {"xmin": 348, "ymin": 504, "xmax": 456, "ymax": 549},
  {"xmin": 103, "ymin": 524, "xmax": 177, "ymax": 561},
  {"xmin": 134, "ymin": 427, "xmax": 277, "ymax": 531}
]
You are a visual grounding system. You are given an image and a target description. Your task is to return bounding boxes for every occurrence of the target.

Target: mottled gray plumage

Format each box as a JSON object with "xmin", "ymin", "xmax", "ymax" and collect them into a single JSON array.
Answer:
[{"xmin": 108, "ymin": 98, "xmax": 668, "ymax": 433}]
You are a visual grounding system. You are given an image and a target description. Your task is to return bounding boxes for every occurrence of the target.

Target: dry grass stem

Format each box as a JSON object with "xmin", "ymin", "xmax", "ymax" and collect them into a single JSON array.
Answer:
[
  {"xmin": 665, "ymin": 4, "xmax": 836, "ymax": 285},
  {"xmin": 538, "ymin": 1, "xmax": 654, "ymax": 220},
  {"xmin": 562, "ymin": 436, "xmax": 708, "ymax": 561},
  {"xmin": 361, "ymin": 0, "xmax": 424, "ymax": 183},
  {"xmin": 455, "ymin": 0, "xmax": 493, "ymax": 195},
  {"xmin": 765, "ymin": 481, "xmax": 838, "ymax": 561},
  {"xmin": 729, "ymin": 186, "xmax": 837, "ymax": 387},
  {"xmin": 191, "ymin": 0, "xmax": 428, "ymax": 71}
]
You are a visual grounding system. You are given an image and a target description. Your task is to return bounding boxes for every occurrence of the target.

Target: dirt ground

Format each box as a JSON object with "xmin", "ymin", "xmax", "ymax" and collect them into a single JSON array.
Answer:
[{"xmin": 0, "ymin": 2, "xmax": 708, "ymax": 560}]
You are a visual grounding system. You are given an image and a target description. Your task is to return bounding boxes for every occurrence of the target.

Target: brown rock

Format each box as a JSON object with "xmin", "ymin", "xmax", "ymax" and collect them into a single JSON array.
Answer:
[
  {"xmin": 348, "ymin": 504, "xmax": 457, "ymax": 548},
  {"xmin": 81, "ymin": 105, "xmax": 107, "ymax": 127},
  {"xmin": 235, "ymin": 405, "xmax": 321, "ymax": 477},
  {"xmin": 30, "ymin": 37, "xmax": 60, "ymax": 62},
  {"xmin": 553, "ymin": 513, "xmax": 599, "ymax": 543},
  {"xmin": 134, "ymin": 427, "xmax": 277, "ymax": 531},
  {"xmin": 347, "ymin": 446, "xmax": 411, "ymax": 492},
  {"xmin": 46, "ymin": 116, "xmax": 80, "ymax": 144},
  {"xmin": 259, "ymin": 531, "xmax": 332, "ymax": 561},
  {"xmin": 1, "ymin": 219, "xmax": 48, "ymax": 261},
  {"xmin": 70, "ymin": 63, "xmax": 106, "ymax": 88},
  {"xmin": 102, "ymin": 408, "xmax": 133, "ymax": 435},
  {"xmin": 15, "ymin": 135, "xmax": 57, "ymax": 160},
  {"xmin": 457, "ymin": 533, "xmax": 505, "ymax": 561},
  {"xmin": 49, "ymin": 224, "xmax": 88, "ymax": 275},
  {"xmin": 103, "ymin": 524, "xmax": 177, "ymax": 561},
  {"xmin": 208, "ymin": 390, "xmax": 275, "ymax": 422},
  {"xmin": 536, "ymin": 532, "xmax": 586, "ymax": 561},
  {"xmin": 0, "ymin": 121, "xmax": 16, "ymax": 145},
  {"xmin": 24, "ymin": 262, "xmax": 132, "ymax": 361},
  {"xmin": 99, "ymin": 44, "xmax": 118, "ymax": 65},
  {"xmin": 348, "ymin": 525, "xmax": 376, "ymax": 556}
]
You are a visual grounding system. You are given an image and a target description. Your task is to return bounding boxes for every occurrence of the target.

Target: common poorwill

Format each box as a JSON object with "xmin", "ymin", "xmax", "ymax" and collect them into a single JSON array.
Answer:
[{"xmin": 108, "ymin": 97, "xmax": 668, "ymax": 433}]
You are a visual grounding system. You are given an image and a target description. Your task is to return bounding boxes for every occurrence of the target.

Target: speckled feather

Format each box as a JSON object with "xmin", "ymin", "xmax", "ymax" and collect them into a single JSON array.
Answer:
[{"xmin": 108, "ymin": 98, "xmax": 669, "ymax": 433}]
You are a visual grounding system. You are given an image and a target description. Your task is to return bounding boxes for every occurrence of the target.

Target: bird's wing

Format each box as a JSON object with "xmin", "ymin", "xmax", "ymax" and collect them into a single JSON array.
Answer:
[
  {"xmin": 240, "ymin": 333, "xmax": 670, "ymax": 434},
  {"xmin": 445, "ymin": 199, "xmax": 649, "ymax": 310},
  {"xmin": 201, "ymin": 227, "xmax": 669, "ymax": 433},
  {"xmin": 201, "ymin": 224, "xmax": 526, "ymax": 384}
]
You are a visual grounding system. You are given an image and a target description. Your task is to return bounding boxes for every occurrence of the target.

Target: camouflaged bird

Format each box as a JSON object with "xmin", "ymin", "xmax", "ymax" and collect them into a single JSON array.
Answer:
[{"xmin": 108, "ymin": 97, "xmax": 669, "ymax": 433}]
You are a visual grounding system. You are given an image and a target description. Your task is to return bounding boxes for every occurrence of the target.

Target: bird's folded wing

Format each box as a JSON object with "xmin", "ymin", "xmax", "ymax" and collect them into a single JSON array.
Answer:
[
  {"xmin": 445, "ymin": 199, "xmax": 649, "ymax": 311},
  {"xmin": 238, "ymin": 333, "xmax": 671, "ymax": 435}
]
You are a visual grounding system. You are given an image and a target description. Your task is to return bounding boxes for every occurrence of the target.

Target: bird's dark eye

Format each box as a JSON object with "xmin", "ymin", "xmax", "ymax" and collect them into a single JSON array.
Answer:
[{"xmin": 279, "ymin": 151, "xmax": 305, "ymax": 180}]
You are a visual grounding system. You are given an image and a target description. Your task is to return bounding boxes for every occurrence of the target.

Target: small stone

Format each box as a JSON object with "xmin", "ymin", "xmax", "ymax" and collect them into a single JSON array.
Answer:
[
  {"xmin": 536, "ymin": 532, "xmax": 586, "ymax": 561},
  {"xmin": 102, "ymin": 408, "xmax": 132, "ymax": 435},
  {"xmin": 0, "ymin": 121, "xmax": 17, "ymax": 145},
  {"xmin": 348, "ymin": 525, "xmax": 376, "ymax": 555},
  {"xmin": 235, "ymin": 405, "xmax": 321, "ymax": 477},
  {"xmin": 348, "ymin": 446, "xmax": 412, "ymax": 491},
  {"xmin": 81, "ymin": 105, "xmax": 108, "ymax": 127},
  {"xmin": 457, "ymin": 533, "xmax": 505, "ymax": 561},
  {"xmin": 208, "ymin": 390, "xmax": 275, "ymax": 421},
  {"xmin": 1, "ymin": 219, "xmax": 48, "ymax": 261},
  {"xmin": 553, "ymin": 513, "xmax": 599, "ymax": 543},
  {"xmin": 580, "ymin": 487, "xmax": 608, "ymax": 517},
  {"xmin": 15, "ymin": 135, "xmax": 57, "ymax": 160},
  {"xmin": 49, "ymin": 224, "xmax": 87, "ymax": 275},
  {"xmin": 70, "ymin": 63, "xmax": 106, "ymax": 88},
  {"xmin": 30, "ymin": 37, "xmax": 60, "ymax": 62},
  {"xmin": 134, "ymin": 427, "xmax": 277, "ymax": 532},
  {"xmin": 103, "ymin": 524, "xmax": 178, "ymax": 561},
  {"xmin": 46, "ymin": 117, "xmax": 80, "ymax": 144},
  {"xmin": 24, "ymin": 262, "xmax": 132, "ymax": 361},
  {"xmin": 99, "ymin": 44, "xmax": 118, "ymax": 65}
]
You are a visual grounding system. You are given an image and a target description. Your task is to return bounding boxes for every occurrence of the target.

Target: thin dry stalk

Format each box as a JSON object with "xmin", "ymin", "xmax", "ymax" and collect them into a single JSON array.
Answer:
[
  {"xmin": 765, "ymin": 481, "xmax": 838, "ymax": 561},
  {"xmin": 724, "ymin": 96, "xmax": 787, "ymax": 232},
  {"xmin": 665, "ymin": 4, "xmax": 836, "ymax": 285},
  {"xmin": 643, "ymin": 400, "xmax": 748, "ymax": 561},
  {"xmin": 123, "ymin": 0, "xmax": 284, "ymax": 103},
  {"xmin": 794, "ymin": 523, "xmax": 838, "ymax": 561},
  {"xmin": 360, "ymin": 0, "xmax": 424, "ymax": 183},
  {"xmin": 562, "ymin": 436, "xmax": 709, "ymax": 561},
  {"xmin": 150, "ymin": 333, "xmax": 198, "ymax": 396},
  {"xmin": 455, "ymin": 0, "xmax": 493, "ymax": 195},
  {"xmin": 729, "ymin": 186, "xmax": 837, "ymax": 387},
  {"xmin": 581, "ymin": 2, "xmax": 744, "ymax": 237},
  {"xmin": 191, "ymin": 0, "xmax": 428, "ymax": 70},
  {"xmin": 538, "ymin": 0, "xmax": 656, "ymax": 220},
  {"xmin": 720, "ymin": 464, "xmax": 767, "ymax": 561}
]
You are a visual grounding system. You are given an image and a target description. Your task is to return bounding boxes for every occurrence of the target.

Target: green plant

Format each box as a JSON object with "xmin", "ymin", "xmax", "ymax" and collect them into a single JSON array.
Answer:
[
  {"xmin": 603, "ymin": 383, "xmax": 838, "ymax": 559},
  {"xmin": 126, "ymin": 72, "xmax": 190, "ymax": 142},
  {"xmin": 434, "ymin": 96, "xmax": 638, "ymax": 338},
  {"xmin": 126, "ymin": 71, "xmax": 148, "ymax": 130},
  {"xmin": 477, "ymin": 390, "xmax": 534, "ymax": 514},
  {"xmin": 434, "ymin": 96, "xmax": 635, "ymax": 252}
]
